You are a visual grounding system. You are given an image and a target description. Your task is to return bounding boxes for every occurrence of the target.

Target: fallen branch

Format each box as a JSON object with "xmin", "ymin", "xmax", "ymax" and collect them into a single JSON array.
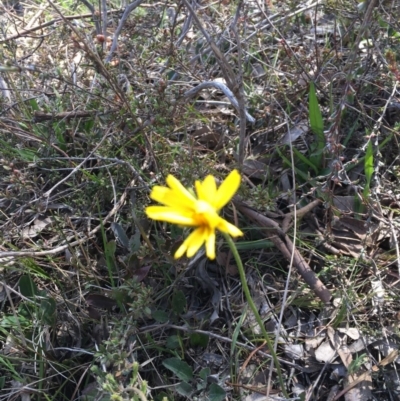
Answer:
[{"xmin": 235, "ymin": 201, "xmax": 332, "ymax": 303}]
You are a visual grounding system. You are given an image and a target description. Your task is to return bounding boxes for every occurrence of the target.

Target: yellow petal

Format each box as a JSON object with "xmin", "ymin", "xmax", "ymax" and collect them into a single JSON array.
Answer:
[
  {"xmin": 205, "ymin": 229, "xmax": 216, "ymax": 259},
  {"xmin": 214, "ymin": 170, "xmax": 241, "ymax": 210},
  {"xmin": 174, "ymin": 228, "xmax": 205, "ymax": 259},
  {"xmin": 166, "ymin": 175, "xmax": 197, "ymax": 206},
  {"xmin": 151, "ymin": 186, "xmax": 195, "ymax": 210},
  {"xmin": 195, "ymin": 175, "xmax": 217, "ymax": 204},
  {"xmin": 217, "ymin": 218, "xmax": 243, "ymax": 237},
  {"xmin": 150, "ymin": 186, "xmax": 170, "ymax": 203},
  {"xmin": 174, "ymin": 241, "xmax": 188, "ymax": 259},
  {"xmin": 145, "ymin": 206, "xmax": 197, "ymax": 226},
  {"xmin": 185, "ymin": 227, "xmax": 207, "ymax": 258}
]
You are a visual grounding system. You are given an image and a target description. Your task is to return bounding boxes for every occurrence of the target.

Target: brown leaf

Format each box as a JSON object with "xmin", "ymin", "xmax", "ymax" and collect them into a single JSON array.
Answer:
[
  {"xmin": 133, "ymin": 265, "xmax": 151, "ymax": 282},
  {"xmin": 85, "ymin": 294, "xmax": 117, "ymax": 310}
]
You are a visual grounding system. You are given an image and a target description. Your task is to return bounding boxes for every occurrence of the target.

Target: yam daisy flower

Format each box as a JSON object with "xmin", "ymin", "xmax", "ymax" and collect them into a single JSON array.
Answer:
[{"xmin": 146, "ymin": 170, "xmax": 243, "ymax": 259}]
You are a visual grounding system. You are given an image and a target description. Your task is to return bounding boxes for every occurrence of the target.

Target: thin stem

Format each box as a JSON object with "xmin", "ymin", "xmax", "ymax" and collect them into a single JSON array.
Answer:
[{"xmin": 222, "ymin": 233, "xmax": 289, "ymax": 399}]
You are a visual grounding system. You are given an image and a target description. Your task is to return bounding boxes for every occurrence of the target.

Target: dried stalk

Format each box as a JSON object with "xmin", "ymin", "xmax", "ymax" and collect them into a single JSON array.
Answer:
[{"xmin": 235, "ymin": 201, "xmax": 332, "ymax": 303}]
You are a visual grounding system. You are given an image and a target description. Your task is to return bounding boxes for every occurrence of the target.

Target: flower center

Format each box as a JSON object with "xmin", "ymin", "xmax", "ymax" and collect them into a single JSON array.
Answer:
[{"xmin": 194, "ymin": 200, "xmax": 219, "ymax": 227}]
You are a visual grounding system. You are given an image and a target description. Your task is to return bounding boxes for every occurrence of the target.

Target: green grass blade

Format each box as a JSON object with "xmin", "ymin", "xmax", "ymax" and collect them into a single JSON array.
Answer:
[
  {"xmin": 276, "ymin": 146, "xmax": 310, "ymax": 181},
  {"xmin": 293, "ymin": 147, "xmax": 319, "ymax": 175},
  {"xmin": 363, "ymin": 140, "xmax": 374, "ymax": 198},
  {"xmin": 308, "ymin": 82, "xmax": 325, "ymax": 150}
]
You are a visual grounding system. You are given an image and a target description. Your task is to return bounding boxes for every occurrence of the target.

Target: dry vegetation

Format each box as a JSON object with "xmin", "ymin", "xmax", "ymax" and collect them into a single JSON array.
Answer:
[{"xmin": 1, "ymin": 0, "xmax": 400, "ymax": 400}]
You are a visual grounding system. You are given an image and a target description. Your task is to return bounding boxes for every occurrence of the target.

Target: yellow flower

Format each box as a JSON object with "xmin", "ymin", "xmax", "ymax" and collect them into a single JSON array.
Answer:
[{"xmin": 146, "ymin": 170, "xmax": 243, "ymax": 259}]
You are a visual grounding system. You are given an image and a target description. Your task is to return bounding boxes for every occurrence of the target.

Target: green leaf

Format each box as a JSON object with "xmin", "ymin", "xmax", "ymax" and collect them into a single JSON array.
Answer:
[
  {"xmin": 29, "ymin": 98, "xmax": 39, "ymax": 111},
  {"xmin": 129, "ymin": 229, "xmax": 141, "ymax": 253},
  {"xmin": 166, "ymin": 335, "xmax": 180, "ymax": 349},
  {"xmin": 209, "ymin": 383, "xmax": 226, "ymax": 401},
  {"xmin": 154, "ymin": 392, "xmax": 169, "ymax": 401},
  {"xmin": 40, "ymin": 297, "xmax": 57, "ymax": 326},
  {"xmin": 0, "ymin": 315, "xmax": 30, "ymax": 329},
  {"xmin": 292, "ymin": 147, "xmax": 318, "ymax": 175},
  {"xmin": 190, "ymin": 332, "xmax": 209, "ymax": 347},
  {"xmin": 364, "ymin": 140, "xmax": 374, "ymax": 189},
  {"xmin": 105, "ymin": 240, "xmax": 117, "ymax": 272},
  {"xmin": 21, "ymin": 259, "xmax": 49, "ymax": 279},
  {"xmin": 19, "ymin": 275, "xmax": 38, "ymax": 298},
  {"xmin": 15, "ymin": 148, "xmax": 38, "ymax": 162},
  {"xmin": 233, "ymin": 239, "xmax": 273, "ymax": 250},
  {"xmin": 308, "ymin": 82, "xmax": 325, "ymax": 148},
  {"xmin": 152, "ymin": 310, "xmax": 169, "ymax": 323},
  {"xmin": 0, "ymin": 355, "xmax": 22, "ymax": 380},
  {"xmin": 110, "ymin": 222, "xmax": 130, "ymax": 249},
  {"xmin": 308, "ymin": 82, "xmax": 325, "ymax": 142},
  {"xmin": 162, "ymin": 357, "xmax": 193, "ymax": 382},
  {"xmin": 199, "ymin": 367, "xmax": 211, "ymax": 381},
  {"xmin": 171, "ymin": 290, "xmax": 186, "ymax": 315},
  {"xmin": 176, "ymin": 381, "xmax": 193, "ymax": 397},
  {"xmin": 276, "ymin": 147, "xmax": 309, "ymax": 181}
]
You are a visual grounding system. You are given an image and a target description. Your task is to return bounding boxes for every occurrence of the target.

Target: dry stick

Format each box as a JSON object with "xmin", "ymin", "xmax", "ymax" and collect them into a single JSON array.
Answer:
[
  {"xmin": 231, "ymin": 1, "xmax": 247, "ymax": 164},
  {"xmin": 158, "ymin": 324, "xmax": 303, "ymax": 370},
  {"xmin": 0, "ymin": 178, "xmax": 135, "ymax": 259},
  {"xmin": 343, "ymin": 0, "xmax": 378, "ymax": 74},
  {"xmin": 333, "ymin": 349, "xmax": 398, "ymax": 401},
  {"xmin": 32, "ymin": 109, "xmax": 117, "ymax": 121},
  {"xmin": 78, "ymin": 0, "xmax": 101, "ymax": 34},
  {"xmin": 180, "ymin": 81, "xmax": 255, "ymax": 123},
  {"xmin": 180, "ymin": 0, "xmax": 250, "ymax": 166},
  {"xmin": 101, "ymin": 0, "xmax": 108, "ymax": 40},
  {"xmin": 105, "ymin": 0, "xmax": 146, "ymax": 63},
  {"xmin": 236, "ymin": 202, "xmax": 332, "ymax": 303},
  {"xmin": 43, "ymin": 129, "xmax": 110, "ymax": 199},
  {"xmin": 45, "ymin": 0, "xmax": 127, "ymax": 109},
  {"xmin": 0, "ymin": 12, "xmax": 114, "ymax": 43},
  {"xmin": 46, "ymin": 0, "xmax": 155, "ymax": 163}
]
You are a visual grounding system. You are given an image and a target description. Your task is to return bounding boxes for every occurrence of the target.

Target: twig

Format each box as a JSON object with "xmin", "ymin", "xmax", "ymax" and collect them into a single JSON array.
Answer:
[
  {"xmin": 78, "ymin": 0, "xmax": 101, "ymax": 34},
  {"xmin": 0, "ymin": 12, "xmax": 116, "ymax": 43},
  {"xmin": 32, "ymin": 109, "xmax": 116, "ymax": 122},
  {"xmin": 235, "ymin": 201, "xmax": 332, "ymax": 303},
  {"xmin": 333, "ymin": 349, "xmax": 398, "ymax": 400},
  {"xmin": 181, "ymin": 0, "xmax": 253, "ymax": 165},
  {"xmin": 231, "ymin": 1, "xmax": 248, "ymax": 164},
  {"xmin": 0, "ymin": 177, "xmax": 137, "ymax": 259},
  {"xmin": 105, "ymin": 0, "xmax": 146, "ymax": 63},
  {"xmin": 180, "ymin": 81, "xmax": 255, "ymax": 123},
  {"xmin": 42, "ymin": 130, "xmax": 109, "ymax": 199},
  {"xmin": 154, "ymin": 324, "xmax": 303, "ymax": 370}
]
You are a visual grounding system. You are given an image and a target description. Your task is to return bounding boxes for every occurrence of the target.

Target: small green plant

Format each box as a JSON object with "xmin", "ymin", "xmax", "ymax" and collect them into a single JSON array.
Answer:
[
  {"xmin": 347, "ymin": 353, "xmax": 368, "ymax": 376},
  {"xmin": 278, "ymin": 81, "xmax": 328, "ymax": 183},
  {"xmin": 88, "ymin": 363, "xmax": 152, "ymax": 401},
  {"xmin": 162, "ymin": 357, "xmax": 226, "ymax": 401}
]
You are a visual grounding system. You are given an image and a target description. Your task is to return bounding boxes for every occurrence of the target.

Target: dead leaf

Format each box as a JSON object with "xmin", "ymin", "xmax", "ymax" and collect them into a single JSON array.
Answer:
[
  {"xmin": 85, "ymin": 294, "xmax": 117, "ymax": 310},
  {"xmin": 284, "ymin": 343, "xmax": 304, "ymax": 360},
  {"xmin": 315, "ymin": 340, "xmax": 336, "ymax": 363},
  {"xmin": 242, "ymin": 158, "xmax": 269, "ymax": 179},
  {"xmin": 20, "ymin": 217, "xmax": 54, "ymax": 238},
  {"xmin": 133, "ymin": 265, "xmax": 151, "ymax": 282},
  {"xmin": 337, "ymin": 328, "xmax": 360, "ymax": 340},
  {"xmin": 333, "ymin": 350, "xmax": 399, "ymax": 400},
  {"xmin": 280, "ymin": 120, "xmax": 308, "ymax": 144}
]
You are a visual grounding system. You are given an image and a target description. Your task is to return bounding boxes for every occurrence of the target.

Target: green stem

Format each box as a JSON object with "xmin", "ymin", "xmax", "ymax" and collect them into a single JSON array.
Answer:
[{"xmin": 222, "ymin": 233, "xmax": 289, "ymax": 399}]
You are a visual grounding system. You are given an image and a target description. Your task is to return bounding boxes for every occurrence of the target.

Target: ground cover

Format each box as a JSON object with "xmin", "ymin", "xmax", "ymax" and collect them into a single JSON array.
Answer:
[{"xmin": 1, "ymin": 0, "xmax": 400, "ymax": 400}]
